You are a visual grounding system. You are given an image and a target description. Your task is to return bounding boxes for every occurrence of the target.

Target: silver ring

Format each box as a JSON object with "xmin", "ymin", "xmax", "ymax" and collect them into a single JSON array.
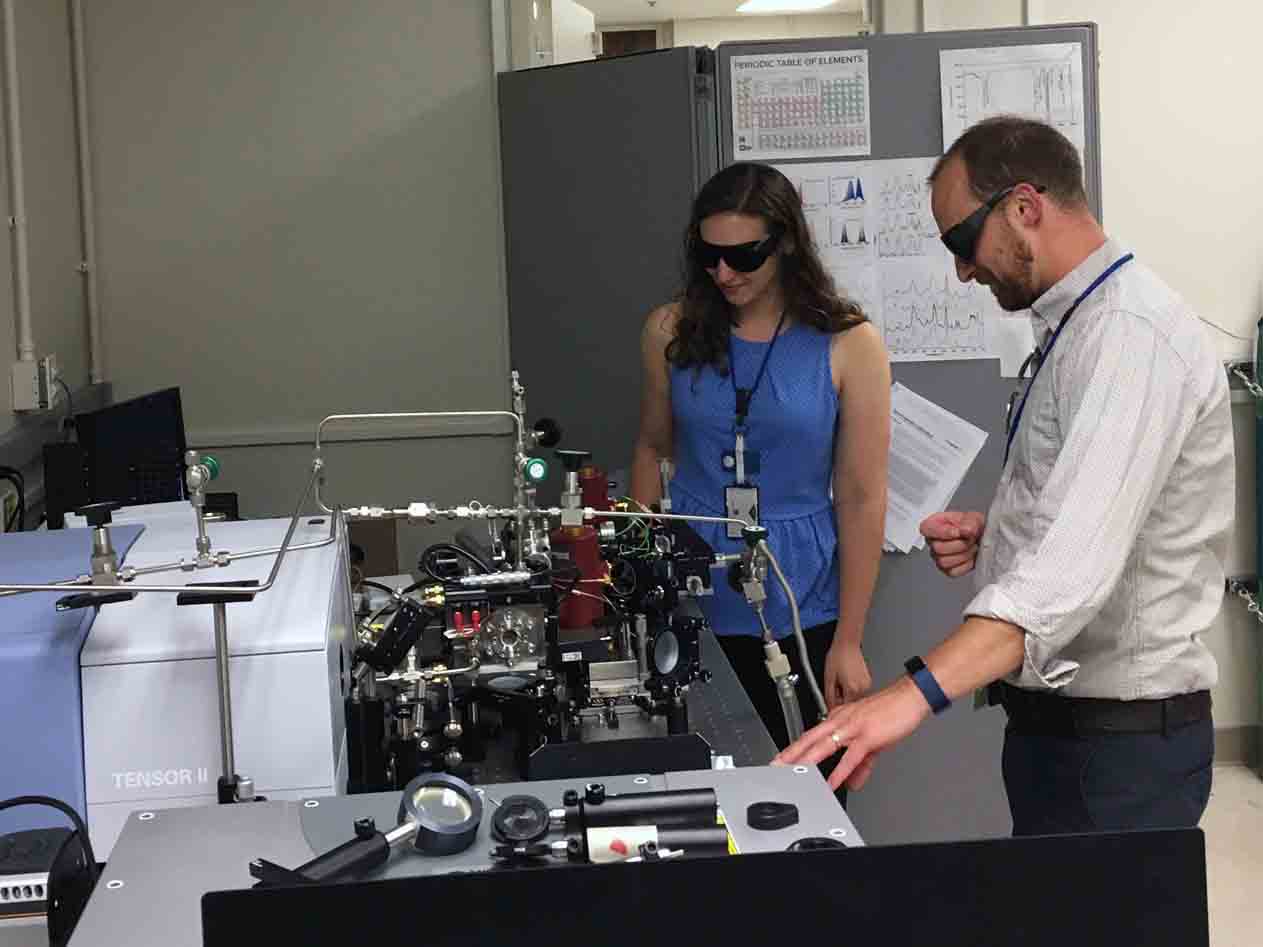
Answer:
[{"xmin": 830, "ymin": 731, "xmax": 843, "ymax": 746}]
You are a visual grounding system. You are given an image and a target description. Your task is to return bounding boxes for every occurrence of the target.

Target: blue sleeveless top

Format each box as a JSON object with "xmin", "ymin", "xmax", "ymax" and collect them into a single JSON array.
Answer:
[{"xmin": 669, "ymin": 320, "xmax": 839, "ymax": 639}]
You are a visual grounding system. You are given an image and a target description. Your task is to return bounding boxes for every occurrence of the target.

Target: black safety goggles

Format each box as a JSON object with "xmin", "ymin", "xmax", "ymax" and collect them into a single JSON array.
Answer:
[
  {"xmin": 693, "ymin": 233, "xmax": 780, "ymax": 273},
  {"xmin": 940, "ymin": 184, "xmax": 1045, "ymax": 262}
]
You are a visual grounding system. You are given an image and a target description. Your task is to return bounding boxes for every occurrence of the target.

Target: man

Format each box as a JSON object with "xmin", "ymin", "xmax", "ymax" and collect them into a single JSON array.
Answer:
[{"xmin": 776, "ymin": 116, "xmax": 1233, "ymax": 835}]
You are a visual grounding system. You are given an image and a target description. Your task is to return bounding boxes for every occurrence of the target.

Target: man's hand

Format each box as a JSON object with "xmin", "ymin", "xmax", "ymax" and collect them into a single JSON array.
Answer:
[
  {"xmin": 774, "ymin": 677, "xmax": 931, "ymax": 791},
  {"xmin": 920, "ymin": 511, "xmax": 986, "ymax": 577},
  {"xmin": 823, "ymin": 637, "xmax": 871, "ymax": 709}
]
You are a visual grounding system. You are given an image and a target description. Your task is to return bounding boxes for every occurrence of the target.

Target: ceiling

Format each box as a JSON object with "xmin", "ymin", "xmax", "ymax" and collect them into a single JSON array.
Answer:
[{"xmin": 580, "ymin": 0, "xmax": 863, "ymax": 26}]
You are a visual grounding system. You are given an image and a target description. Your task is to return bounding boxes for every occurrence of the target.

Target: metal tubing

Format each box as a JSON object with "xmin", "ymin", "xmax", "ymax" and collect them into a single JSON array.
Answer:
[
  {"xmin": 312, "ymin": 410, "xmax": 523, "ymax": 514},
  {"xmin": 2, "ymin": 0, "xmax": 33, "ymax": 363},
  {"xmin": 213, "ymin": 602, "xmax": 235, "ymax": 782},
  {"xmin": 69, "ymin": 0, "xmax": 103, "ymax": 383},
  {"xmin": 0, "ymin": 465, "xmax": 328, "ymax": 597},
  {"xmin": 761, "ymin": 539, "xmax": 827, "ymax": 720}
]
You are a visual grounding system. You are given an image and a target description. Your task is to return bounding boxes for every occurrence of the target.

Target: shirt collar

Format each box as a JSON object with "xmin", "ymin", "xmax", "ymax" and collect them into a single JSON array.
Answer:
[{"xmin": 1029, "ymin": 237, "xmax": 1129, "ymax": 336}]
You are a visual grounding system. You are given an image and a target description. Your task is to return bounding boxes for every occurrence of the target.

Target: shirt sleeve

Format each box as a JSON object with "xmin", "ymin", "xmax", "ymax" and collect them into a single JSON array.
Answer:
[{"xmin": 965, "ymin": 309, "xmax": 1199, "ymax": 690}]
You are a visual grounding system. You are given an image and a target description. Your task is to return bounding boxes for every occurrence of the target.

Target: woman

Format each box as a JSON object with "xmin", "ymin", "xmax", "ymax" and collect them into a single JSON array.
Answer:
[{"xmin": 630, "ymin": 162, "xmax": 891, "ymax": 755}]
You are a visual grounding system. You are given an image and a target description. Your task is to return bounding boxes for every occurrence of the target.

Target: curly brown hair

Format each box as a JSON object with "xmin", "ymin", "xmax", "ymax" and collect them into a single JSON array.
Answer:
[{"xmin": 666, "ymin": 162, "xmax": 866, "ymax": 372}]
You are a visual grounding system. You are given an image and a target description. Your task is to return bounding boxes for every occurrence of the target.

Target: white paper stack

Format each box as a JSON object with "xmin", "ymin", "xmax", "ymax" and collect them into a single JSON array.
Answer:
[{"xmin": 884, "ymin": 383, "xmax": 988, "ymax": 553}]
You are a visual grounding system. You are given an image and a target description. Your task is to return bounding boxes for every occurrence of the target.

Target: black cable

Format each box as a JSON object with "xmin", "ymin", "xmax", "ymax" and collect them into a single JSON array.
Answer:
[
  {"xmin": 0, "ymin": 796, "xmax": 98, "ymax": 884},
  {"xmin": 54, "ymin": 378, "xmax": 74, "ymax": 441},
  {"xmin": 0, "ymin": 467, "xmax": 24, "ymax": 532},
  {"xmin": 418, "ymin": 543, "xmax": 492, "ymax": 582},
  {"xmin": 356, "ymin": 580, "xmax": 399, "ymax": 597}
]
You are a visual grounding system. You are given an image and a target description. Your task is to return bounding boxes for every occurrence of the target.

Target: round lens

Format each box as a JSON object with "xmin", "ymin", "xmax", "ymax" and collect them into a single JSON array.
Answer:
[
  {"xmin": 654, "ymin": 630, "xmax": 680, "ymax": 675},
  {"xmin": 411, "ymin": 785, "xmax": 474, "ymax": 826}
]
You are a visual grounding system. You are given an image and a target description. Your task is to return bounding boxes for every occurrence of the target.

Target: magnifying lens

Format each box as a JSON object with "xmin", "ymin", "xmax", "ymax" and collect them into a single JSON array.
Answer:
[{"xmin": 397, "ymin": 772, "xmax": 483, "ymax": 856}]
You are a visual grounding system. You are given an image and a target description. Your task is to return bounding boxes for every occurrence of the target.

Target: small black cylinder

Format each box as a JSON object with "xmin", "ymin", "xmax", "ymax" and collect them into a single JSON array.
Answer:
[
  {"xmin": 580, "ymin": 788, "xmax": 717, "ymax": 828},
  {"xmin": 655, "ymin": 826, "xmax": 731, "ymax": 856}
]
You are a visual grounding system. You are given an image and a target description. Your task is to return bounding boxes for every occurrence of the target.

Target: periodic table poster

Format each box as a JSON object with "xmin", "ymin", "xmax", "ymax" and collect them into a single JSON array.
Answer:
[{"xmin": 730, "ymin": 49, "xmax": 871, "ymax": 162}]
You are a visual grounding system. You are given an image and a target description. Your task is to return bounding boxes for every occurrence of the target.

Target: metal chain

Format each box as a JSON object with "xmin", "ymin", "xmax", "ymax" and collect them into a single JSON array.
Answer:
[
  {"xmin": 1228, "ymin": 579, "xmax": 1263, "ymax": 626},
  {"xmin": 1231, "ymin": 366, "xmax": 1263, "ymax": 401}
]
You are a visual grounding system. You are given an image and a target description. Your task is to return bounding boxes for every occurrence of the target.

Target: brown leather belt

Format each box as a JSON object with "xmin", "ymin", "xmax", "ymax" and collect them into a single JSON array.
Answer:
[{"xmin": 995, "ymin": 683, "xmax": 1212, "ymax": 737}]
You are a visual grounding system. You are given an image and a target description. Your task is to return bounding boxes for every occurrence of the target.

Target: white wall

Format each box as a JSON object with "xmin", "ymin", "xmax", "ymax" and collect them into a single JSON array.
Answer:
[
  {"xmin": 553, "ymin": 0, "xmax": 596, "ymax": 64},
  {"xmin": 924, "ymin": 0, "xmax": 1023, "ymax": 30},
  {"xmin": 1028, "ymin": 0, "xmax": 1263, "ymax": 727},
  {"xmin": 84, "ymin": 1, "xmax": 514, "ymax": 571},
  {"xmin": 672, "ymin": 13, "xmax": 864, "ymax": 47},
  {"xmin": 510, "ymin": 0, "xmax": 555, "ymax": 68},
  {"xmin": 0, "ymin": 2, "xmax": 86, "ymax": 436}
]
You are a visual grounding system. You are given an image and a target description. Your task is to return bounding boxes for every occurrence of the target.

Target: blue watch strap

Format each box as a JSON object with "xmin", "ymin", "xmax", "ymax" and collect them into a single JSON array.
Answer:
[{"xmin": 905, "ymin": 657, "xmax": 951, "ymax": 714}]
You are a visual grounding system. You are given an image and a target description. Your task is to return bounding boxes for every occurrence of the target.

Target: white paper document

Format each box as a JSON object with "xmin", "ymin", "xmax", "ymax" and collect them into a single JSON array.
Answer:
[
  {"xmin": 939, "ymin": 43, "xmax": 1086, "ymax": 156},
  {"xmin": 731, "ymin": 50, "xmax": 871, "ymax": 161},
  {"xmin": 779, "ymin": 155, "xmax": 1014, "ymax": 364},
  {"xmin": 885, "ymin": 383, "xmax": 988, "ymax": 553}
]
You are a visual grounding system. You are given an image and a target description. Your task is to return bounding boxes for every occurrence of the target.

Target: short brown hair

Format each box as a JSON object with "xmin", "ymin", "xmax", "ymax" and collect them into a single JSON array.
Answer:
[{"xmin": 930, "ymin": 116, "xmax": 1088, "ymax": 208}]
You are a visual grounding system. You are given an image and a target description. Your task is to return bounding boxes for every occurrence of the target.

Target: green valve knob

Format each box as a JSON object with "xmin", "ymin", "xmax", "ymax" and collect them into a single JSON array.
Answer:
[
  {"xmin": 522, "ymin": 457, "xmax": 548, "ymax": 484},
  {"xmin": 203, "ymin": 455, "xmax": 221, "ymax": 481}
]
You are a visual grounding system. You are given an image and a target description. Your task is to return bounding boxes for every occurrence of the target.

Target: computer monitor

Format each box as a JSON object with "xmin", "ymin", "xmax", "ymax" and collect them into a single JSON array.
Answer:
[{"xmin": 44, "ymin": 388, "xmax": 187, "ymax": 528}]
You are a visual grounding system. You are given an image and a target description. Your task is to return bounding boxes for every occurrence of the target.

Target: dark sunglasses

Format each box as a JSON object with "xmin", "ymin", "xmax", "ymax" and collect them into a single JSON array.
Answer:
[
  {"xmin": 940, "ymin": 184, "xmax": 1045, "ymax": 262},
  {"xmin": 693, "ymin": 232, "xmax": 780, "ymax": 273}
]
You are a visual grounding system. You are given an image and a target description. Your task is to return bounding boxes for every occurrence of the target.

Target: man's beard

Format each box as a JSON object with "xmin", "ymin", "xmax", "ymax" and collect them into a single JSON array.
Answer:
[{"xmin": 977, "ymin": 233, "xmax": 1039, "ymax": 312}]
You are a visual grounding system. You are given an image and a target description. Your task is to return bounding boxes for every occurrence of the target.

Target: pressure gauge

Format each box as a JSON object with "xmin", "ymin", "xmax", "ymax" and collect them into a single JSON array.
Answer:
[{"xmin": 522, "ymin": 457, "xmax": 549, "ymax": 484}]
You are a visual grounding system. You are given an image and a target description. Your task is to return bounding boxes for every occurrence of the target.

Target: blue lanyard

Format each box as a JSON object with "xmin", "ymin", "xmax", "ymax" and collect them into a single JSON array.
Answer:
[
  {"xmin": 1004, "ymin": 253, "xmax": 1134, "ymax": 465},
  {"xmin": 727, "ymin": 309, "xmax": 788, "ymax": 430}
]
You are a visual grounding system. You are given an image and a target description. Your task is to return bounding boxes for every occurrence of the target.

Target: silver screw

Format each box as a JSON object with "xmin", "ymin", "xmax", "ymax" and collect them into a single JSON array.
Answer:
[
  {"xmin": 633, "ymin": 776, "xmax": 649, "ymax": 785},
  {"xmin": 829, "ymin": 828, "xmax": 847, "ymax": 838},
  {"xmin": 138, "ymin": 812, "xmax": 155, "ymax": 822},
  {"xmin": 106, "ymin": 880, "xmax": 125, "ymax": 890},
  {"xmin": 304, "ymin": 800, "xmax": 320, "ymax": 809},
  {"xmin": 793, "ymin": 766, "xmax": 809, "ymax": 774}
]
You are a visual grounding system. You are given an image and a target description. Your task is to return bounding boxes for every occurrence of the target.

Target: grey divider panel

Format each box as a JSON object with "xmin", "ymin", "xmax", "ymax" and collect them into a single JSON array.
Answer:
[
  {"xmin": 498, "ymin": 49, "xmax": 717, "ymax": 498},
  {"xmin": 717, "ymin": 25, "xmax": 1102, "ymax": 217},
  {"xmin": 715, "ymin": 25, "xmax": 1101, "ymax": 845}
]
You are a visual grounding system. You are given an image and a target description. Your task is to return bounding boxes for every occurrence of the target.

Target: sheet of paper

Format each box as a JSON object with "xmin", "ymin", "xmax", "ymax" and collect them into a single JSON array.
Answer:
[
  {"xmin": 940, "ymin": 43, "xmax": 1086, "ymax": 156},
  {"xmin": 731, "ymin": 50, "xmax": 871, "ymax": 161},
  {"xmin": 885, "ymin": 383, "xmax": 988, "ymax": 553},
  {"xmin": 778, "ymin": 155, "xmax": 1020, "ymax": 364},
  {"xmin": 988, "ymin": 314, "xmax": 1036, "ymax": 378}
]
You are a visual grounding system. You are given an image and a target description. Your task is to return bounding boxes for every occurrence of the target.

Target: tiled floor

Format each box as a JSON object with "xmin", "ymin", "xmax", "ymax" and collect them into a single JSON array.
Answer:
[{"xmin": 1203, "ymin": 764, "xmax": 1263, "ymax": 945}]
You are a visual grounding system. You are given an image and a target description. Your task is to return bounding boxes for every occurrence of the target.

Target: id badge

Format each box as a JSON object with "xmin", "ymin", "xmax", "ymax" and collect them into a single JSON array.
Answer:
[{"xmin": 724, "ymin": 485, "xmax": 760, "ymax": 539}]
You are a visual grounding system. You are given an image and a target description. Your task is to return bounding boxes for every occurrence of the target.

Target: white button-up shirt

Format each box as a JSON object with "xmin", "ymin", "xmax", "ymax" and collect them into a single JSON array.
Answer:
[{"xmin": 966, "ymin": 238, "xmax": 1233, "ymax": 699}]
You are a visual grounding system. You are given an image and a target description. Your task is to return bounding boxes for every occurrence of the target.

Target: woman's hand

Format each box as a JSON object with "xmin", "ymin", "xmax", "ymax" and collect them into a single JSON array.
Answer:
[{"xmin": 823, "ymin": 636, "xmax": 872, "ymax": 709}]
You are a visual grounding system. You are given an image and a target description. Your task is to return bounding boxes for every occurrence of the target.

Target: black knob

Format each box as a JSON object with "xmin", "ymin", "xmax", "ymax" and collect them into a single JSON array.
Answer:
[
  {"xmin": 533, "ymin": 417, "xmax": 562, "ymax": 448},
  {"xmin": 353, "ymin": 817, "xmax": 377, "ymax": 839},
  {"xmin": 584, "ymin": 783, "xmax": 606, "ymax": 805},
  {"xmin": 555, "ymin": 449, "xmax": 592, "ymax": 472},
  {"xmin": 741, "ymin": 524, "xmax": 769, "ymax": 548},
  {"xmin": 562, "ymin": 789, "xmax": 580, "ymax": 807},
  {"xmin": 75, "ymin": 501, "xmax": 121, "ymax": 527}
]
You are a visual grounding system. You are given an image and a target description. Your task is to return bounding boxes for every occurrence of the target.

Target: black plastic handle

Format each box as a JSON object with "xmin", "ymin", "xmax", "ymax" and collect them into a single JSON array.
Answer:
[
  {"xmin": 176, "ymin": 579, "xmax": 260, "ymax": 606},
  {"xmin": 55, "ymin": 590, "xmax": 137, "ymax": 612},
  {"xmin": 73, "ymin": 501, "xmax": 122, "ymax": 527}
]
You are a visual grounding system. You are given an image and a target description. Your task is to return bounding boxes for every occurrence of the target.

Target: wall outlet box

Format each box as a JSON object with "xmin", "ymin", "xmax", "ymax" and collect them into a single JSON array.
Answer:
[
  {"xmin": 10, "ymin": 355, "xmax": 58, "ymax": 412},
  {"xmin": 0, "ymin": 479, "xmax": 17, "ymax": 533},
  {"xmin": 11, "ymin": 361, "xmax": 39, "ymax": 411}
]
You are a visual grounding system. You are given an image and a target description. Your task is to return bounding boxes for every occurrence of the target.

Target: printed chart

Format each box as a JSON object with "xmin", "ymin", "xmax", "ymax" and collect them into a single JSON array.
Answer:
[{"xmin": 732, "ymin": 50, "xmax": 871, "ymax": 161}]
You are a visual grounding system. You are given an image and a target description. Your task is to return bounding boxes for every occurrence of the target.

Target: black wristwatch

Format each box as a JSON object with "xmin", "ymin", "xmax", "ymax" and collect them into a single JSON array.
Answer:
[{"xmin": 905, "ymin": 656, "xmax": 951, "ymax": 715}]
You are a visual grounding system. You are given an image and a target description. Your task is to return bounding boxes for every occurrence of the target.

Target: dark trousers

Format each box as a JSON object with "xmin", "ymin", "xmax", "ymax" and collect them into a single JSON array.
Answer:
[
  {"xmin": 1002, "ymin": 717, "xmax": 1214, "ymax": 836},
  {"xmin": 717, "ymin": 623, "xmax": 846, "ymax": 805}
]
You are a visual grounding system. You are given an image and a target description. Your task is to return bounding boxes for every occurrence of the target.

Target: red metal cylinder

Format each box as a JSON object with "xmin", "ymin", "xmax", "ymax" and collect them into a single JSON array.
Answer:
[
  {"xmin": 579, "ymin": 464, "xmax": 610, "ymax": 515},
  {"xmin": 550, "ymin": 524, "xmax": 605, "ymax": 629}
]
